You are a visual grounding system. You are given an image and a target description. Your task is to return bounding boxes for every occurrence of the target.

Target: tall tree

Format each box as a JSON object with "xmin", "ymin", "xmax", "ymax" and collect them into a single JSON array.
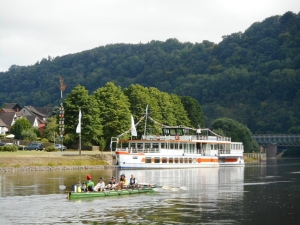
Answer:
[
  {"xmin": 64, "ymin": 85, "xmax": 102, "ymax": 145},
  {"xmin": 124, "ymin": 84, "xmax": 161, "ymax": 135},
  {"xmin": 10, "ymin": 117, "xmax": 32, "ymax": 139},
  {"xmin": 212, "ymin": 118, "xmax": 259, "ymax": 153},
  {"xmin": 43, "ymin": 116, "xmax": 59, "ymax": 142},
  {"xmin": 181, "ymin": 96, "xmax": 205, "ymax": 128},
  {"xmin": 93, "ymin": 82, "xmax": 131, "ymax": 142},
  {"xmin": 169, "ymin": 94, "xmax": 191, "ymax": 126}
]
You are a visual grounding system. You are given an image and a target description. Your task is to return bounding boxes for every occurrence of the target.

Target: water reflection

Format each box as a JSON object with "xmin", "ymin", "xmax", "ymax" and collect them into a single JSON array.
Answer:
[{"xmin": 1, "ymin": 160, "xmax": 300, "ymax": 224}]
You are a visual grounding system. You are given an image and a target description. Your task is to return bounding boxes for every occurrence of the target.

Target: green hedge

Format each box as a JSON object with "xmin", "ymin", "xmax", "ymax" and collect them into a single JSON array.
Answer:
[
  {"xmin": 45, "ymin": 146, "xmax": 59, "ymax": 152},
  {"xmin": 0, "ymin": 145, "xmax": 18, "ymax": 152}
]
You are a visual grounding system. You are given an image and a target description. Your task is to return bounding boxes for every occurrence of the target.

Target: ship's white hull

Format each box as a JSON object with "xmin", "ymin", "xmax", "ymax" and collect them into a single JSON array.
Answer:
[{"xmin": 115, "ymin": 152, "xmax": 244, "ymax": 169}]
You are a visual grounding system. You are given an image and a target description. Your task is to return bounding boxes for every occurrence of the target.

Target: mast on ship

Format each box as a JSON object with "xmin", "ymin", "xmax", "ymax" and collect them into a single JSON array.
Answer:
[{"xmin": 143, "ymin": 105, "xmax": 148, "ymax": 137}]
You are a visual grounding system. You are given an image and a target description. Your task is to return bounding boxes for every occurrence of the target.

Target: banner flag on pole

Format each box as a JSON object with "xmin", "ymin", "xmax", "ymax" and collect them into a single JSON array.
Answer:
[
  {"xmin": 76, "ymin": 109, "xmax": 82, "ymax": 134},
  {"xmin": 145, "ymin": 105, "xmax": 148, "ymax": 115},
  {"xmin": 131, "ymin": 114, "xmax": 137, "ymax": 136}
]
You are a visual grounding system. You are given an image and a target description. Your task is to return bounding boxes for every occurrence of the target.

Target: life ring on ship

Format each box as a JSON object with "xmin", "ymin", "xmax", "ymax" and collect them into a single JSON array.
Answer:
[
  {"xmin": 175, "ymin": 135, "xmax": 180, "ymax": 140},
  {"xmin": 156, "ymin": 135, "xmax": 160, "ymax": 140}
]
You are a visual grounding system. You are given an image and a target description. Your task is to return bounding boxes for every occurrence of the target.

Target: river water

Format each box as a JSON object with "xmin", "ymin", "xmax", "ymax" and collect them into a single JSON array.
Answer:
[{"xmin": 0, "ymin": 159, "xmax": 300, "ymax": 224}]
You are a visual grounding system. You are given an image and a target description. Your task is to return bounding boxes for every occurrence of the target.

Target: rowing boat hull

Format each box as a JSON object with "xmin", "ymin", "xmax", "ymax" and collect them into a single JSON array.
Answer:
[{"xmin": 67, "ymin": 188, "xmax": 155, "ymax": 200}]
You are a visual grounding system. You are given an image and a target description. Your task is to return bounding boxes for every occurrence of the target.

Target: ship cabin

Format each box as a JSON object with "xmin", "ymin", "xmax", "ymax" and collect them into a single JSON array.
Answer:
[{"xmin": 113, "ymin": 126, "xmax": 243, "ymax": 157}]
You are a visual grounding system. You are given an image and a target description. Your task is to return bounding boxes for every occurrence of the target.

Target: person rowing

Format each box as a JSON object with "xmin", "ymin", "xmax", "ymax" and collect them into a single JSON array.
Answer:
[
  {"xmin": 82, "ymin": 175, "xmax": 95, "ymax": 192},
  {"xmin": 128, "ymin": 174, "xmax": 140, "ymax": 189},
  {"xmin": 116, "ymin": 174, "xmax": 127, "ymax": 190},
  {"xmin": 106, "ymin": 176, "xmax": 117, "ymax": 190},
  {"xmin": 94, "ymin": 177, "xmax": 106, "ymax": 191}
]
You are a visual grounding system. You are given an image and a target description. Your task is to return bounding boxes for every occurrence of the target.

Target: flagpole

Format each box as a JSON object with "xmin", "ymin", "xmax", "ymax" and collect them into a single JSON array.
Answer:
[
  {"xmin": 79, "ymin": 132, "xmax": 81, "ymax": 156},
  {"xmin": 144, "ymin": 105, "xmax": 148, "ymax": 137},
  {"xmin": 76, "ymin": 109, "xmax": 82, "ymax": 156}
]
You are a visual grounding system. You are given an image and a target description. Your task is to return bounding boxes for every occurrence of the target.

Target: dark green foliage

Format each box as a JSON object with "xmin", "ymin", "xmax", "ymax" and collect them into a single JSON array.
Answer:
[
  {"xmin": 45, "ymin": 146, "xmax": 58, "ymax": 152},
  {"xmin": 64, "ymin": 85, "xmax": 103, "ymax": 145},
  {"xmin": 0, "ymin": 12, "xmax": 299, "ymax": 134},
  {"xmin": 212, "ymin": 118, "xmax": 259, "ymax": 153},
  {"xmin": 93, "ymin": 82, "xmax": 131, "ymax": 143},
  {"xmin": 282, "ymin": 146, "xmax": 300, "ymax": 158},
  {"xmin": 0, "ymin": 145, "xmax": 18, "ymax": 152},
  {"xmin": 10, "ymin": 118, "xmax": 33, "ymax": 139},
  {"xmin": 181, "ymin": 96, "xmax": 205, "ymax": 127}
]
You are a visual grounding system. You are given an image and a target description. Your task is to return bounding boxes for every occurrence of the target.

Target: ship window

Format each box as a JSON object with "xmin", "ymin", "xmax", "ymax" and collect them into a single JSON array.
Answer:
[
  {"xmin": 154, "ymin": 158, "xmax": 160, "ymax": 163},
  {"xmin": 176, "ymin": 128, "xmax": 183, "ymax": 135},
  {"xmin": 137, "ymin": 143, "xmax": 143, "ymax": 149},
  {"xmin": 129, "ymin": 143, "xmax": 136, "ymax": 149},
  {"xmin": 170, "ymin": 129, "xmax": 176, "ymax": 135},
  {"xmin": 174, "ymin": 158, "xmax": 179, "ymax": 163},
  {"xmin": 152, "ymin": 143, "xmax": 159, "ymax": 149},
  {"xmin": 169, "ymin": 158, "xmax": 173, "ymax": 163},
  {"xmin": 132, "ymin": 156, "xmax": 138, "ymax": 159},
  {"xmin": 170, "ymin": 143, "xmax": 174, "ymax": 149},
  {"xmin": 145, "ymin": 158, "xmax": 152, "ymax": 163},
  {"xmin": 180, "ymin": 158, "xmax": 183, "ymax": 163},
  {"xmin": 189, "ymin": 158, "xmax": 192, "ymax": 163},
  {"xmin": 161, "ymin": 143, "xmax": 166, "ymax": 149},
  {"xmin": 162, "ymin": 158, "xmax": 167, "ymax": 163},
  {"xmin": 145, "ymin": 143, "xmax": 151, "ymax": 149},
  {"xmin": 175, "ymin": 143, "xmax": 178, "ymax": 149},
  {"xmin": 184, "ymin": 158, "xmax": 188, "ymax": 163},
  {"xmin": 179, "ymin": 144, "xmax": 183, "ymax": 149},
  {"xmin": 163, "ymin": 128, "xmax": 170, "ymax": 135}
]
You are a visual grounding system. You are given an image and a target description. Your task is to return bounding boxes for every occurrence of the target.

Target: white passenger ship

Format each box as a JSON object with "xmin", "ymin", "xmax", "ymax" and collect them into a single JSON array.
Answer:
[{"xmin": 110, "ymin": 114, "xmax": 244, "ymax": 169}]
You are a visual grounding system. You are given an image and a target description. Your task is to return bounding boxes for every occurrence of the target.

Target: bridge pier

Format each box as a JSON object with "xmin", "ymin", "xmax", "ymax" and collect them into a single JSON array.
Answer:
[{"xmin": 265, "ymin": 145, "xmax": 278, "ymax": 157}]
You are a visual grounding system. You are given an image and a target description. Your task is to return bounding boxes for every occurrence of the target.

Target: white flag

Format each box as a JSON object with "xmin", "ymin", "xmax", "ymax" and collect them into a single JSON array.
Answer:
[
  {"xmin": 131, "ymin": 115, "xmax": 137, "ymax": 136},
  {"xmin": 145, "ymin": 105, "xmax": 148, "ymax": 114},
  {"xmin": 76, "ymin": 109, "xmax": 82, "ymax": 134}
]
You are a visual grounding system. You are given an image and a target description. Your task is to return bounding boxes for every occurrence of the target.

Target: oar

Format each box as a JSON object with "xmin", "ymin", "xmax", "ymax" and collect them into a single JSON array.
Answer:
[{"xmin": 154, "ymin": 185, "xmax": 188, "ymax": 190}]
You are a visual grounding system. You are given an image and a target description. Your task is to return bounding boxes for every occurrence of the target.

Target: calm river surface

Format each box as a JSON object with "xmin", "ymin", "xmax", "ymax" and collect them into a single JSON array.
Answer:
[{"xmin": 0, "ymin": 159, "xmax": 300, "ymax": 224}]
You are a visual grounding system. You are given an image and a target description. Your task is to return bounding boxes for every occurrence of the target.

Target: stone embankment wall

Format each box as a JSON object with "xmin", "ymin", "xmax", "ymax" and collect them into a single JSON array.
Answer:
[{"xmin": 0, "ymin": 165, "xmax": 118, "ymax": 172}]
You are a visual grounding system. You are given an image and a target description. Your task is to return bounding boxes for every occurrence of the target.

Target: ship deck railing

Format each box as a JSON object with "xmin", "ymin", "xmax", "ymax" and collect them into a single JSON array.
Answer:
[{"xmin": 142, "ymin": 135, "xmax": 231, "ymax": 142}]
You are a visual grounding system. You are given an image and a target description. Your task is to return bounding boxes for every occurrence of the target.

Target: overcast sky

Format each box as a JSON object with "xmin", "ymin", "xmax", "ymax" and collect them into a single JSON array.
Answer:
[{"xmin": 0, "ymin": 0, "xmax": 299, "ymax": 72}]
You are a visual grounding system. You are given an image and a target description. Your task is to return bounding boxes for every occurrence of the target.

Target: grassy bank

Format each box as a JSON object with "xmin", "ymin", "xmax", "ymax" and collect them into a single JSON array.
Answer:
[{"xmin": 0, "ymin": 150, "xmax": 110, "ymax": 168}]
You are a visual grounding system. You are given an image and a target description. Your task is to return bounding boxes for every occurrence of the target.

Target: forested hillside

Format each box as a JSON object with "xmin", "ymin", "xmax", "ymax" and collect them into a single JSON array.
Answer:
[{"xmin": 0, "ymin": 11, "xmax": 299, "ymax": 134}]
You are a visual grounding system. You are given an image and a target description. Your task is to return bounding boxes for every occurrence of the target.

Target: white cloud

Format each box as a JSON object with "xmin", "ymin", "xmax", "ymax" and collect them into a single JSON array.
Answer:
[{"xmin": 0, "ymin": 0, "xmax": 299, "ymax": 72}]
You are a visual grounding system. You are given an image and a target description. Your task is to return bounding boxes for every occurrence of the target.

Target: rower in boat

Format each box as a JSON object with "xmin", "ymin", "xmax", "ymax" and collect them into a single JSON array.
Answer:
[
  {"xmin": 128, "ymin": 174, "xmax": 140, "ymax": 189},
  {"xmin": 116, "ymin": 174, "xmax": 128, "ymax": 190},
  {"xmin": 94, "ymin": 177, "xmax": 106, "ymax": 191},
  {"xmin": 106, "ymin": 176, "xmax": 117, "ymax": 190},
  {"xmin": 82, "ymin": 175, "xmax": 95, "ymax": 192}
]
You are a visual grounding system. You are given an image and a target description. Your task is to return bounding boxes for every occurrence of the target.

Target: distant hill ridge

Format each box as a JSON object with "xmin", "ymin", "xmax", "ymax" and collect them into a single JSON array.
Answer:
[{"xmin": 0, "ymin": 11, "xmax": 299, "ymax": 134}]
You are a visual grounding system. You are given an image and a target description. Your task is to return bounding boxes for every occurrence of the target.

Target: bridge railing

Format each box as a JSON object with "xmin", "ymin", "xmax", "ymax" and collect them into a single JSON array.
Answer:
[{"xmin": 253, "ymin": 134, "xmax": 300, "ymax": 146}]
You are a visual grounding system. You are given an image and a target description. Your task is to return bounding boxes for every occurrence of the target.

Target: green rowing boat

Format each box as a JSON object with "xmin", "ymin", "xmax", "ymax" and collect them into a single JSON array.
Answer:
[{"xmin": 67, "ymin": 187, "xmax": 155, "ymax": 200}]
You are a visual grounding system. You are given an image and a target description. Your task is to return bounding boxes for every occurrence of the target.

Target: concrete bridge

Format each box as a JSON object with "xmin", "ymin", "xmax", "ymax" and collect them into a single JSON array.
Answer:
[{"xmin": 253, "ymin": 134, "xmax": 300, "ymax": 157}]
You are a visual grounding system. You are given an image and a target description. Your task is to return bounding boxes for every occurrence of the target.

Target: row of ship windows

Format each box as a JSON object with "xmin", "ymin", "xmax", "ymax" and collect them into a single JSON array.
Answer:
[{"xmin": 144, "ymin": 157, "xmax": 194, "ymax": 163}]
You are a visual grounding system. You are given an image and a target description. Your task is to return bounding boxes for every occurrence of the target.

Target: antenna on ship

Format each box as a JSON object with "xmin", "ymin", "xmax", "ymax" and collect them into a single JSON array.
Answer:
[{"xmin": 143, "ymin": 105, "xmax": 148, "ymax": 137}]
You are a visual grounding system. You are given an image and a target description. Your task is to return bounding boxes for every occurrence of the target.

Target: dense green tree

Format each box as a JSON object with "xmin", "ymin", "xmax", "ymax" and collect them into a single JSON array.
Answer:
[
  {"xmin": 181, "ymin": 96, "xmax": 205, "ymax": 128},
  {"xmin": 124, "ymin": 84, "xmax": 160, "ymax": 135},
  {"xmin": 212, "ymin": 118, "xmax": 259, "ymax": 153},
  {"xmin": 169, "ymin": 94, "xmax": 191, "ymax": 126},
  {"xmin": 43, "ymin": 116, "xmax": 59, "ymax": 142},
  {"xmin": 93, "ymin": 82, "xmax": 131, "ymax": 143},
  {"xmin": 64, "ymin": 85, "xmax": 102, "ymax": 145},
  {"xmin": 21, "ymin": 128, "xmax": 37, "ymax": 141},
  {"xmin": 10, "ymin": 117, "xmax": 33, "ymax": 139}
]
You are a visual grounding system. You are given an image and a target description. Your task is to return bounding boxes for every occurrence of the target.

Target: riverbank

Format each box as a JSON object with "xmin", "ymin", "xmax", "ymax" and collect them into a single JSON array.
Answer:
[
  {"xmin": 0, "ymin": 150, "xmax": 264, "ymax": 172},
  {"xmin": 0, "ymin": 150, "xmax": 116, "ymax": 172}
]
